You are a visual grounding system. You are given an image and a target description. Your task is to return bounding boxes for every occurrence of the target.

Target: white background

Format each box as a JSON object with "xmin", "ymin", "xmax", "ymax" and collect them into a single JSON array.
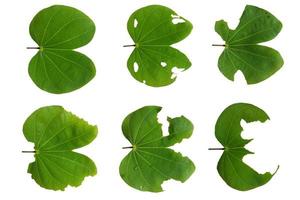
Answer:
[{"xmin": 0, "ymin": 0, "xmax": 299, "ymax": 199}]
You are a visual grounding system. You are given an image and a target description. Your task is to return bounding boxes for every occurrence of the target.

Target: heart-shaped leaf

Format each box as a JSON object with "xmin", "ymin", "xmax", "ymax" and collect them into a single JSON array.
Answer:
[
  {"xmin": 28, "ymin": 5, "xmax": 96, "ymax": 94},
  {"xmin": 120, "ymin": 106, "xmax": 195, "ymax": 192},
  {"xmin": 212, "ymin": 103, "xmax": 279, "ymax": 191},
  {"xmin": 214, "ymin": 5, "xmax": 284, "ymax": 84},
  {"xmin": 125, "ymin": 5, "xmax": 193, "ymax": 87},
  {"xmin": 23, "ymin": 106, "xmax": 98, "ymax": 190}
]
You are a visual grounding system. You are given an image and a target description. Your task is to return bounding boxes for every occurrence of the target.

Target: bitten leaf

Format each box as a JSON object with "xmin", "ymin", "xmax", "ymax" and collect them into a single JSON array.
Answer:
[
  {"xmin": 215, "ymin": 5, "xmax": 284, "ymax": 84},
  {"xmin": 214, "ymin": 103, "xmax": 279, "ymax": 191},
  {"xmin": 23, "ymin": 106, "xmax": 98, "ymax": 190},
  {"xmin": 126, "ymin": 5, "xmax": 193, "ymax": 87},
  {"xmin": 120, "ymin": 106, "xmax": 195, "ymax": 192}
]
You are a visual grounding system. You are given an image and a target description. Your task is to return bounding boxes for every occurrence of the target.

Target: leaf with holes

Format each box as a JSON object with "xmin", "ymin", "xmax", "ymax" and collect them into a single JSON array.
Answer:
[
  {"xmin": 212, "ymin": 103, "xmax": 279, "ymax": 191},
  {"xmin": 23, "ymin": 106, "xmax": 98, "ymax": 190},
  {"xmin": 119, "ymin": 106, "xmax": 195, "ymax": 192},
  {"xmin": 214, "ymin": 5, "xmax": 284, "ymax": 84},
  {"xmin": 28, "ymin": 5, "xmax": 96, "ymax": 94},
  {"xmin": 125, "ymin": 5, "xmax": 193, "ymax": 87}
]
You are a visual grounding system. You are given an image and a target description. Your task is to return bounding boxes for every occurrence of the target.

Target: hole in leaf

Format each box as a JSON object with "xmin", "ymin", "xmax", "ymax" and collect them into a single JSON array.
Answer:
[
  {"xmin": 161, "ymin": 62, "xmax": 167, "ymax": 67},
  {"xmin": 133, "ymin": 62, "xmax": 139, "ymax": 72},
  {"xmin": 171, "ymin": 14, "xmax": 185, "ymax": 24},
  {"xmin": 172, "ymin": 67, "xmax": 185, "ymax": 73},
  {"xmin": 134, "ymin": 19, "xmax": 138, "ymax": 28},
  {"xmin": 171, "ymin": 67, "xmax": 185, "ymax": 79}
]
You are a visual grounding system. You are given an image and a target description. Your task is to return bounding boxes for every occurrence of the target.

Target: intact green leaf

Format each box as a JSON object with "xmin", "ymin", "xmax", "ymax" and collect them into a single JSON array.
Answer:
[
  {"xmin": 214, "ymin": 5, "xmax": 284, "ymax": 84},
  {"xmin": 23, "ymin": 106, "xmax": 98, "ymax": 190},
  {"xmin": 28, "ymin": 5, "xmax": 96, "ymax": 94},
  {"xmin": 126, "ymin": 5, "xmax": 193, "ymax": 87},
  {"xmin": 120, "ymin": 106, "xmax": 195, "ymax": 192},
  {"xmin": 214, "ymin": 103, "xmax": 279, "ymax": 191}
]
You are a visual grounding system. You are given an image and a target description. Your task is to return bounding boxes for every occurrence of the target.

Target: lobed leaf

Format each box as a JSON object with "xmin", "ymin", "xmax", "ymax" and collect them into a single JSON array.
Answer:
[
  {"xmin": 28, "ymin": 5, "xmax": 96, "ymax": 93},
  {"xmin": 215, "ymin": 5, "xmax": 284, "ymax": 84},
  {"xmin": 214, "ymin": 103, "xmax": 279, "ymax": 191},
  {"xmin": 126, "ymin": 5, "xmax": 193, "ymax": 87},
  {"xmin": 23, "ymin": 106, "xmax": 98, "ymax": 190},
  {"xmin": 120, "ymin": 106, "xmax": 195, "ymax": 192}
]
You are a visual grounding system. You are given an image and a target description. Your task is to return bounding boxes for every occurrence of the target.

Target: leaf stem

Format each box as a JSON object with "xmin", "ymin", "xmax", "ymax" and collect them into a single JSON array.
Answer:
[
  {"xmin": 123, "ymin": 44, "xmax": 136, "ymax": 47},
  {"xmin": 212, "ymin": 44, "xmax": 226, "ymax": 47},
  {"xmin": 208, "ymin": 147, "xmax": 225, "ymax": 150},
  {"xmin": 122, "ymin": 146, "xmax": 133, "ymax": 149},
  {"xmin": 22, "ymin": 150, "xmax": 36, "ymax": 153},
  {"xmin": 26, "ymin": 47, "xmax": 40, "ymax": 49}
]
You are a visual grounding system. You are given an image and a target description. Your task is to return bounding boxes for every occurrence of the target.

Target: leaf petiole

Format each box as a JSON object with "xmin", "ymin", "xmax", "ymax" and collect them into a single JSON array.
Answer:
[
  {"xmin": 26, "ymin": 47, "xmax": 40, "ymax": 49},
  {"xmin": 123, "ymin": 44, "xmax": 136, "ymax": 47},
  {"xmin": 212, "ymin": 44, "xmax": 226, "ymax": 47},
  {"xmin": 22, "ymin": 150, "xmax": 36, "ymax": 153},
  {"xmin": 208, "ymin": 147, "xmax": 225, "ymax": 150},
  {"xmin": 122, "ymin": 146, "xmax": 133, "ymax": 149}
]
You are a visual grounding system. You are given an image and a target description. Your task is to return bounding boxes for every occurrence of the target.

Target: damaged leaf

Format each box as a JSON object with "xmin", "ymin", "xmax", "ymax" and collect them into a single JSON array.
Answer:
[
  {"xmin": 23, "ymin": 106, "xmax": 98, "ymax": 190},
  {"xmin": 214, "ymin": 5, "xmax": 283, "ymax": 84},
  {"xmin": 126, "ymin": 5, "xmax": 193, "ymax": 87},
  {"xmin": 213, "ymin": 103, "xmax": 279, "ymax": 191},
  {"xmin": 119, "ymin": 106, "xmax": 195, "ymax": 192}
]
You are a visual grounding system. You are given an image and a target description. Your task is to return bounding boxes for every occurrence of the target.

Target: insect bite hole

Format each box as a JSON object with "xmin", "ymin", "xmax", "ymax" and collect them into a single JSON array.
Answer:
[
  {"xmin": 133, "ymin": 62, "xmax": 139, "ymax": 72},
  {"xmin": 171, "ymin": 14, "xmax": 185, "ymax": 24},
  {"xmin": 134, "ymin": 19, "xmax": 138, "ymax": 28},
  {"xmin": 161, "ymin": 62, "xmax": 167, "ymax": 67},
  {"xmin": 171, "ymin": 67, "xmax": 185, "ymax": 79}
]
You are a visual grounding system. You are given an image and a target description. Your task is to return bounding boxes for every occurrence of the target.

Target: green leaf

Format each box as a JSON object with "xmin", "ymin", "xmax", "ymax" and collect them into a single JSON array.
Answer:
[
  {"xmin": 214, "ymin": 5, "xmax": 284, "ymax": 84},
  {"xmin": 119, "ymin": 106, "xmax": 195, "ymax": 192},
  {"xmin": 214, "ymin": 103, "xmax": 279, "ymax": 191},
  {"xmin": 23, "ymin": 106, "xmax": 98, "ymax": 191},
  {"xmin": 28, "ymin": 5, "xmax": 96, "ymax": 94},
  {"xmin": 126, "ymin": 5, "xmax": 193, "ymax": 87}
]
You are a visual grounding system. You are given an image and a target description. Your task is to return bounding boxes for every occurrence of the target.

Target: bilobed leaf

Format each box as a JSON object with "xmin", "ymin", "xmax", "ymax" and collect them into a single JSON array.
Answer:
[
  {"xmin": 214, "ymin": 103, "xmax": 279, "ymax": 191},
  {"xmin": 28, "ymin": 5, "xmax": 96, "ymax": 94},
  {"xmin": 23, "ymin": 106, "xmax": 98, "ymax": 190},
  {"xmin": 126, "ymin": 5, "xmax": 193, "ymax": 87},
  {"xmin": 215, "ymin": 5, "xmax": 284, "ymax": 84},
  {"xmin": 119, "ymin": 106, "xmax": 195, "ymax": 192}
]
